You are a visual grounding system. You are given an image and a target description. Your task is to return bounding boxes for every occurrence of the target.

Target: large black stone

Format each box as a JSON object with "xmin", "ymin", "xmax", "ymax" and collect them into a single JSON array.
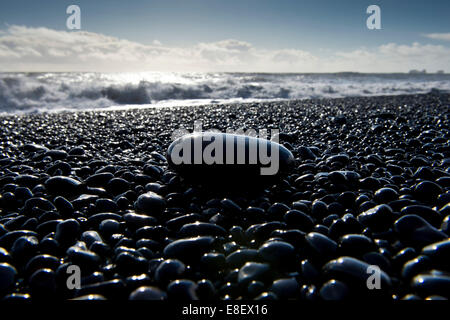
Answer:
[
  {"xmin": 411, "ymin": 273, "xmax": 450, "ymax": 297},
  {"xmin": 167, "ymin": 132, "xmax": 295, "ymax": 187}
]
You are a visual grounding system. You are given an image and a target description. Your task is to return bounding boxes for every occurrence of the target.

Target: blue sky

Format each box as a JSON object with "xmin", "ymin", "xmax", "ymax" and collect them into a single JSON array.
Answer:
[{"xmin": 0, "ymin": 0, "xmax": 449, "ymax": 72}]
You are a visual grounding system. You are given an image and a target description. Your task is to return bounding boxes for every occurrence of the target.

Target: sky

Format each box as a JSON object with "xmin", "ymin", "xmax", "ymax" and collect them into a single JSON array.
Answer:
[{"xmin": 0, "ymin": 0, "xmax": 449, "ymax": 72}]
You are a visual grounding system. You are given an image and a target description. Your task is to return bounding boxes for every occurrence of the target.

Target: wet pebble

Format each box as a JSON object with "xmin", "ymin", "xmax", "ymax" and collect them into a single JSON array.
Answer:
[
  {"xmin": 163, "ymin": 236, "xmax": 215, "ymax": 263},
  {"xmin": 167, "ymin": 279, "xmax": 198, "ymax": 300},
  {"xmin": 25, "ymin": 254, "xmax": 60, "ymax": 276},
  {"xmin": 258, "ymin": 241, "xmax": 296, "ymax": 268},
  {"xmin": 373, "ymin": 187, "xmax": 398, "ymax": 203},
  {"xmin": 226, "ymin": 249, "xmax": 260, "ymax": 268},
  {"xmin": 45, "ymin": 176, "xmax": 83, "ymax": 197},
  {"xmin": 323, "ymin": 256, "xmax": 392, "ymax": 292},
  {"xmin": 338, "ymin": 234, "xmax": 377, "ymax": 257},
  {"xmin": 134, "ymin": 191, "xmax": 166, "ymax": 215},
  {"xmin": 238, "ymin": 262, "xmax": 271, "ymax": 285},
  {"xmin": 95, "ymin": 198, "xmax": 119, "ymax": 212},
  {"xmin": 394, "ymin": 214, "xmax": 447, "ymax": 248},
  {"xmin": 55, "ymin": 219, "xmax": 81, "ymax": 247},
  {"xmin": 167, "ymin": 133, "xmax": 295, "ymax": 186},
  {"xmin": 402, "ymin": 255, "xmax": 431, "ymax": 279},
  {"xmin": 75, "ymin": 279, "xmax": 126, "ymax": 300},
  {"xmin": 80, "ymin": 231, "xmax": 103, "ymax": 248},
  {"xmin": 421, "ymin": 239, "xmax": 450, "ymax": 269},
  {"xmin": 400, "ymin": 205, "xmax": 442, "ymax": 227},
  {"xmin": 414, "ymin": 181, "xmax": 443, "ymax": 202},
  {"xmin": 67, "ymin": 245, "xmax": 101, "ymax": 272},
  {"xmin": 196, "ymin": 279, "xmax": 217, "ymax": 300},
  {"xmin": 305, "ymin": 232, "xmax": 337, "ymax": 263},
  {"xmin": 85, "ymin": 172, "xmax": 114, "ymax": 187},
  {"xmin": 411, "ymin": 274, "xmax": 450, "ymax": 297},
  {"xmin": 154, "ymin": 259, "xmax": 186, "ymax": 284},
  {"xmin": 0, "ymin": 263, "xmax": 17, "ymax": 294},
  {"xmin": 179, "ymin": 222, "xmax": 227, "ymax": 237},
  {"xmin": 357, "ymin": 204, "xmax": 394, "ymax": 232},
  {"xmin": 29, "ymin": 268, "xmax": 57, "ymax": 299},
  {"xmin": 11, "ymin": 235, "xmax": 39, "ymax": 264},
  {"xmin": 270, "ymin": 277, "xmax": 300, "ymax": 299},
  {"xmin": 114, "ymin": 251, "xmax": 148, "ymax": 276},
  {"xmin": 284, "ymin": 210, "xmax": 314, "ymax": 231},
  {"xmin": 319, "ymin": 279, "xmax": 349, "ymax": 300},
  {"xmin": 129, "ymin": 286, "xmax": 167, "ymax": 300}
]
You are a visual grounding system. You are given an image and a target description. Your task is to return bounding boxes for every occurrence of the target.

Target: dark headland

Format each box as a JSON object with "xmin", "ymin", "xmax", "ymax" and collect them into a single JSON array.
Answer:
[{"xmin": 0, "ymin": 92, "xmax": 449, "ymax": 301}]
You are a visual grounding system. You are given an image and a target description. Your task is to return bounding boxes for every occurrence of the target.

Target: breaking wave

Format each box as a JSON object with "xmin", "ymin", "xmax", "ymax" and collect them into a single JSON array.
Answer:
[{"xmin": 1, "ymin": 72, "xmax": 450, "ymax": 114}]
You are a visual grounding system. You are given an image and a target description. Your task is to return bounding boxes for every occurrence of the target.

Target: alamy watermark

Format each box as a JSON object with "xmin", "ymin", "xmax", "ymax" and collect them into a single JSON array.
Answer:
[
  {"xmin": 66, "ymin": 264, "xmax": 81, "ymax": 290},
  {"xmin": 366, "ymin": 265, "xmax": 382, "ymax": 290},
  {"xmin": 366, "ymin": 5, "xmax": 381, "ymax": 30},
  {"xmin": 169, "ymin": 121, "xmax": 280, "ymax": 176},
  {"xmin": 65, "ymin": 5, "xmax": 380, "ymax": 31},
  {"xmin": 66, "ymin": 5, "xmax": 81, "ymax": 30}
]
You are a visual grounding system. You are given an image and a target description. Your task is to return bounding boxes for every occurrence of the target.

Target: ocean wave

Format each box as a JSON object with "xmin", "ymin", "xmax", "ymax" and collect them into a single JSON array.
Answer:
[{"xmin": 1, "ymin": 72, "xmax": 450, "ymax": 114}]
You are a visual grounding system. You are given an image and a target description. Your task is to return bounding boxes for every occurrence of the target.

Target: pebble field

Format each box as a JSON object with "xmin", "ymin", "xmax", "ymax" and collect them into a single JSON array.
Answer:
[{"xmin": 0, "ymin": 92, "xmax": 449, "ymax": 300}]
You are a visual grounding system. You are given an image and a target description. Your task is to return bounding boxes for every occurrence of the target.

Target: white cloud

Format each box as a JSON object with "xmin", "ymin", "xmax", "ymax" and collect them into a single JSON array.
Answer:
[
  {"xmin": 0, "ymin": 25, "xmax": 448, "ymax": 72},
  {"xmin": 423, "ymin": 33, "xmax": 450, "ymax": 41}
]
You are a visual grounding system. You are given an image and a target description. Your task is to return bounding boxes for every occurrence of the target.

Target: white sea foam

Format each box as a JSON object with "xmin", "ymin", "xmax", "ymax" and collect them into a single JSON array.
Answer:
[{"xmin": 0, "ymin": 72, "xmax": 449, "ymax": 114}]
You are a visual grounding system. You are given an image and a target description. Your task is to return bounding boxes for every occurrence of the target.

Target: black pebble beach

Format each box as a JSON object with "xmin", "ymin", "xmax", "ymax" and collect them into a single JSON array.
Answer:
[{"xmin": 0, "ymin": 92, "xmax": 449, "ymax": 301}]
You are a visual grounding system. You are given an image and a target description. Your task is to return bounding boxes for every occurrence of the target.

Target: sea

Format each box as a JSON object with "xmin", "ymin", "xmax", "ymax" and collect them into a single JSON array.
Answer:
[{"xmin": 1, "ymin": 72, "xmax": 449, "ymax": 114}]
